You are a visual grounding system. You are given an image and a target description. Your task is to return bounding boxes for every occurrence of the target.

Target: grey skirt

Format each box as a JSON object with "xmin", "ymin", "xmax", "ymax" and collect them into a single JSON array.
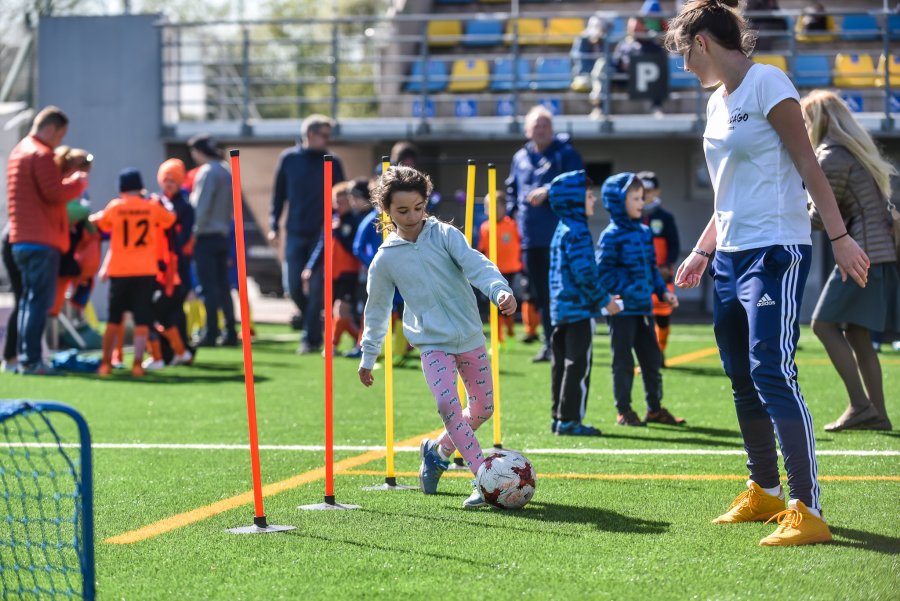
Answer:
[{"xmin": 812, "ymin": 261, "xmax": 900, "ymax": 335}]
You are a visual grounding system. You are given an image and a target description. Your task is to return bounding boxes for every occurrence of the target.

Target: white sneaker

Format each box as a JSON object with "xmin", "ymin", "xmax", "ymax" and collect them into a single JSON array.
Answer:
[
  {"xmin": 462, "ymin": 480, "xmax": 487, "ymax": 508},
  {"xmin": 142, "ymin": 358, "xmax": 166, "ymax": 371},
  {"xmin": 1, "ymin": 360, "xmax": 19, "ymax": 374},
  {"xmin": 171, "ymin": 350, "xmax": 193, "ymax": 366}
]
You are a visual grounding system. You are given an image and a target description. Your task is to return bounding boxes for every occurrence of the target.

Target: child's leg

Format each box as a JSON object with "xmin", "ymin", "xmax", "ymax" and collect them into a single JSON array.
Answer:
[
  {"xmin": 501, "ymin": 314, "xmax": 515, "ymax": 337},
  {"xmin": 554, "ymin": 319, "xmax": 594, "ymax": 422},
  {"xmin": 550, "ymin": 325, "xmax": 564, "ymax": 420},
  {"xmin": 608, "ymin": 315, "xmax": 638, "ymax": 414},
  {"xmin": 522, "ymin": 301, "xmax": 539, "ymax": 337},
  {"xmin": 654, "ymin": 314, "xmax": 671, "ymax": 353},
  {"xmin": 422, "ymin": 348, "xmax": 492, "ymax": 474},
  {"xmin": 634, "ymin": 315, "xmax": 664, "ymax": 412}
]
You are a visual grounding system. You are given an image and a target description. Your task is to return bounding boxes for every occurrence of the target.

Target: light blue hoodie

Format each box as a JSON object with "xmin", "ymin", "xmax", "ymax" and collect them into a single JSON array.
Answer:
[{"xmin": 360, "ymin": 216, "xmax": 512, "ymax": 370}]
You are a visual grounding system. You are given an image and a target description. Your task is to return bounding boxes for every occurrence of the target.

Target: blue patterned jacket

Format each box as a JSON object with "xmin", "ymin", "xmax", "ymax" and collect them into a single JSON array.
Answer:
[
  {"xmin": 596, "ymin": 172, "xmax": 668, "ymax": 316},
  {"xmin": 548, "ymin": 170, "xmax": 612, "ymax": 326}
]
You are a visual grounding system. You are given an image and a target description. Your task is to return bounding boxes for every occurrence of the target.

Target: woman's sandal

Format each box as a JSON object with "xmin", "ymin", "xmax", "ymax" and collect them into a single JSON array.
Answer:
[{"xmin": 823, "ymin": 405, "xmax": 881, "ymax": 432}]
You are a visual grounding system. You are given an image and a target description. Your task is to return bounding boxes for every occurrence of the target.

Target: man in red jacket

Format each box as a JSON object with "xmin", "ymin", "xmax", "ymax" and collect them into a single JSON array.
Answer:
[{"xmin": 6, "ymin": 106, "xmax": 88, "ymax": 374}]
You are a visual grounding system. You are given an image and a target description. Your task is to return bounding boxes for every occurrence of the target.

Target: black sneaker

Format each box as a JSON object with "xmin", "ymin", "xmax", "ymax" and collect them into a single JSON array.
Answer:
[
  {"xmin": 616, "ymin": 410, "xmax": 646, "ymax": 427},
  {"xmin": 521, "ymin": 334, "xmax": 540, "ymax": 344},
  {"xmin": 531, "ymin": 346, "xmax": 551, "ymax": 363}
]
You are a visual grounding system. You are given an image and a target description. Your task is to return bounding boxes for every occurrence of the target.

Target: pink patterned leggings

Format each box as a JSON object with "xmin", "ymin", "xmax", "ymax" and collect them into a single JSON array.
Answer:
[{"xmin": 420, "ymin": 346, "xmax": 494, "ymax": 474}]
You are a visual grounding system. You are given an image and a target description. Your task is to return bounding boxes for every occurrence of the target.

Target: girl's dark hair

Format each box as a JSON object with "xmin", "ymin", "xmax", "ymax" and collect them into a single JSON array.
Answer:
[
  {"xmin": 350, "ymin": 177, "xmax": 372, "ymax": 204},
  {"xmin": 664, "ymin": 0, "xmax": 756, "ymax": 57},
  {"xmin": 372, "ymin": 165, "xmax": 433, "ymax": 232}
]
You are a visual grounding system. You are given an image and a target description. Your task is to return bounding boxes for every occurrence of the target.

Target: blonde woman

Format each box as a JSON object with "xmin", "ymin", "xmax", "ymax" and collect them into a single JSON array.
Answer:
[
  {"xmin": 668, "ymin": 0, "xmax": 869, "ymax": 547},
  {"xmin": 801, "ymin": 90, "xmax": 898, "ymax": 432}
]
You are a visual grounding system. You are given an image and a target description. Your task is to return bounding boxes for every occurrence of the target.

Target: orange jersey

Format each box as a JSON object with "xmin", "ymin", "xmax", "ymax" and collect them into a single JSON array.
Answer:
[
  {"xmin": 478, "ymin": 216, "xmax": 523, "ymax": 274},
  {"xmin": 94, "ymin": 194, "xmax": 176, "ymax": 277}
]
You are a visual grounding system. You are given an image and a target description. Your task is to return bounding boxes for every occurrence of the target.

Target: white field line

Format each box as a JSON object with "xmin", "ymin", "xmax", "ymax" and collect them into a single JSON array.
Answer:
[{"xmin": 2, "ymin": 442, "xmax": 898, "ymax": 457}]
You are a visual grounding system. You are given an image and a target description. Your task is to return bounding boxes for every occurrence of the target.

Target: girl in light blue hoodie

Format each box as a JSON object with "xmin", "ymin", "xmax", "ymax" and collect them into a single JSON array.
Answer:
[{"xmin": 358, "ymin": 166, "xmax": 516, "ymax": 507}]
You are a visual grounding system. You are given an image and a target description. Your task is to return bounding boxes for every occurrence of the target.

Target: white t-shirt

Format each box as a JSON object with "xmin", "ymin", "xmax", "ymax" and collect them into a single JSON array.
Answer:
[{"xmin": 703, "ymin": 63, "xmax": 812, "ymax": 251}]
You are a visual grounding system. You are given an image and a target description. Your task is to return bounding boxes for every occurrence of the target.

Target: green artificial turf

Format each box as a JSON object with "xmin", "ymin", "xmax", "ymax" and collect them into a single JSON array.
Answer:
[{"xmin": 1, "ymin": 324, "xmax": 898, "ymax": 600}]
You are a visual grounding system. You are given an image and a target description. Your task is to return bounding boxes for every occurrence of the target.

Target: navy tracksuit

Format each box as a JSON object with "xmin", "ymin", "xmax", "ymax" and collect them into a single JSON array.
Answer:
[{"xmin": 712, "ymin": 243, "xmax": 820, "ymax": 510}]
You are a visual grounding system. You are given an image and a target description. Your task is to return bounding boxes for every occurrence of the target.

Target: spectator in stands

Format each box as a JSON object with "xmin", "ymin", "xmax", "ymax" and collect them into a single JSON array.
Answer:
[
  {"xmin": 801, "ymin": 90, "xmax": 897, "ymax": 432},
  {"xmin": 269, "ymin": 114, "xmax": 345, "ymax": 354},
  {"xmin": 570, "ymin": 15, "xmax": 605, "ymax": 117},
  {"xmin": 668, "ymin": 0, "xmax": 868, "ymax": 546},
  {"xmin": 797, "ymin": 2, "xmax": 829, "ymax": 35},
  {"xmin": 189, "ymin": 133, "xmax": 237, "ymax": 347},
  {"xmin": 506, "ymin": 105, "xmax": 584, "ymax": 362},
  {"xmin": 638, "ymin": 171, "xmax": 680, "ymax": 364},
  {"xmin": 6, "ymin": 106, "xmax": 88, "ymax": 375},
  {"xmin": 745, "ymin": 0, "xmax": 787, "ymax": 51},
  {"xmin": 611, "ymin": 17, "xmax": 666, "ymax": 116}
]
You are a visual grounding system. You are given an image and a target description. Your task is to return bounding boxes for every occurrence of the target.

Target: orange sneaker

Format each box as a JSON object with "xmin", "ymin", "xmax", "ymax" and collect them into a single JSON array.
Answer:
[
  {"xmin": 712, "ymin": 480, "xmax": 785, "ymax": 524},
  {"xmin": 98, "ymin": 363, "xmax": 112, "ymax": 377},
  {"xmin": 759, "ymin": 500, "xmax": 833, "ymax": 546}
]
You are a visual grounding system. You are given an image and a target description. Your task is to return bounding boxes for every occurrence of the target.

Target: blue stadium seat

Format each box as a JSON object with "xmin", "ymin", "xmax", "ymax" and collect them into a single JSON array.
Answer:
[
  {"xmin": 406, "ymin": 60, "xmax": 449, "ymax": 93},
  {"xmin": 608, "ymin": 17, "xmax": 627, "ymax": 42},
  {"xmin": 668, "ymin": 56, "xmax": 699, "ymax": 89},
  {"xmin": 793, "ymin": 54, "xmax": 831, "ymax": 87},
  {"xmin": 841, "ymin": 15, "xmax": 879, "ymax": 41},
  {"xmin": 463, "ymin": 19, "xmax": 504, "ymax": 47},
  {"xmin": 491, "ymin": 58, "xmax": 530, "ymax": 91},
  {"xmin": 531, "ymin": 57, "xmax": 572, "ymax": 90},
  {"xmin": 889, "ymin": 14, "xmax": 900, "ymax": 39}
]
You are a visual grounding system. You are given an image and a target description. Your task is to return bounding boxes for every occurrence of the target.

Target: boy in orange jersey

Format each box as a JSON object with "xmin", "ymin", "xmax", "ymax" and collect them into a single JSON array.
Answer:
[
  {"xmin": 302, "ymin": 181, "xmax": 362, "ymax": 353},
  {"xmin": 91, "ymin": 168, "xmax": 176, "ymax": 376},
  {"xmin": 477, "ymin": 190, "xmax": 522, "ymax": 343}
]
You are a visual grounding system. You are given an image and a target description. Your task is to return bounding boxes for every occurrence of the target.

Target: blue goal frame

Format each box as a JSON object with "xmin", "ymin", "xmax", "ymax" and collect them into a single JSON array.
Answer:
[{"xmin": 0, "ymin": 400, "xmax": 95, "ymax": 601}]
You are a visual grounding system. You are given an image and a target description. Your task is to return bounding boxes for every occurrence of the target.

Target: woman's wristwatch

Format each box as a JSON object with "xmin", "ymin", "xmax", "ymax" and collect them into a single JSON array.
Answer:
[{"xmin": 692, "ymin": 247, "xmax": 712, "ymax": 259}]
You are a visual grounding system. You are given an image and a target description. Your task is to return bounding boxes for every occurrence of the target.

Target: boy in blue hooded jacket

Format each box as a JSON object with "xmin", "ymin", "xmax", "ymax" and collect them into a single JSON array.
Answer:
[
  {"xmin": 596, "ymin": 172, "xmax": 684, "ymax": 427},
  {"xmin": 548, "ymin": 170, "xmax": 622, "ymax": 436}
]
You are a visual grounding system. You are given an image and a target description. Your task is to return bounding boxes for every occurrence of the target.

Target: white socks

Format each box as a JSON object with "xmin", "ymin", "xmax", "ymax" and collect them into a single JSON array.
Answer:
[
  {"xmin": 762, "ymin": 484, "xmax": 784, "ymax": 499},
  {"xmin": 437, "ymin": 445, "xmax": 452, "ymax": 461}
]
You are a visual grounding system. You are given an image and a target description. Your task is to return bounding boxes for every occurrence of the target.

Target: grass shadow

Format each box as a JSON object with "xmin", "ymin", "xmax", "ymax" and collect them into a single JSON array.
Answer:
[
  {"xmin": 830, "ymin": 526, "xmax": 900, "ymax": 555},
  {"xmin": 291, "ymin": 531, "xmax": 472, "ymax": 566},
  {"xmin": 500, "ymin": 501, "xmax": 670, "ymax": 535},
  {"xmin": 665, "ymin": 365, "xmax": 725, "ymax": 377},
  {"xmin": 599, "ymin": 431, "xmax": 742, "ymax": 448}
]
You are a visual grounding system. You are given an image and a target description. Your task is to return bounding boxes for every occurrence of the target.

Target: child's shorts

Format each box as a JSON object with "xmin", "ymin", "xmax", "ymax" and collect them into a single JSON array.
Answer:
[{"xmin": 108, "ymin": 275, "xmax": 156, "ymax": 326}]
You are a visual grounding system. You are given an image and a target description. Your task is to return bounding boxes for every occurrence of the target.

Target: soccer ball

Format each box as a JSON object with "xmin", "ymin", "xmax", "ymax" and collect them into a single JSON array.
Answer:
[{"xmin": 475, "ymin": 450, "xmax": 536, "ymax": 509}]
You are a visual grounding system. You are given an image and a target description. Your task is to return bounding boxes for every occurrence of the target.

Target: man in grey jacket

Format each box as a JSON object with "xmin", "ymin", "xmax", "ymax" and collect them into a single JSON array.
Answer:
[{"xmin": 189, "ymin": 134, "xmax": 237, "ymax": 347}]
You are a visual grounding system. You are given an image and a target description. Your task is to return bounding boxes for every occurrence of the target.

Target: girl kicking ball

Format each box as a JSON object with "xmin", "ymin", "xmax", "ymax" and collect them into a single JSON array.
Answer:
[{"xmin": 357, "ymin": 166, "xmax": 516, "ymax": 508}]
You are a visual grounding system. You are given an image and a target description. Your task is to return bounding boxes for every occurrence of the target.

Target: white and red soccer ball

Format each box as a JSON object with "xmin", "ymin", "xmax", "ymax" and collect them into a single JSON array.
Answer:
[{"xmin": 475, "ymin": 450, "xmax": 536, "ymax": 509}]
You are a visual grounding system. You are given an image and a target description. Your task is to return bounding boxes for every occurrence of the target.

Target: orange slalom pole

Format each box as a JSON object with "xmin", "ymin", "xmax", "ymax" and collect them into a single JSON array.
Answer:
[
  {"xmin": 229, "ymin": 149, "xmax": 267, "ymax": 527},
  {"xmin": 323, "ymin": 156, "xmax": 335, "ymax": 504}
]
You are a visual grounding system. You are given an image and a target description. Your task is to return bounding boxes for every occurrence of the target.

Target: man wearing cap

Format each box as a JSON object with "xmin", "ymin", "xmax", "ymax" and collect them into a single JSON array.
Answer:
[
  {"xmin": 188, "ymin": 133, "xmax": 238, "ymax": 347},
  {"xmin": 6, "ymin": 106, "xmax": 88, "ymax": 374},
  {"xmin": 268, "ymin": 114, "xmax": 345, "ymax": 354},
  {"xmin": 638, "ymin": 170, "xmax": 680, "ymax": 362}
]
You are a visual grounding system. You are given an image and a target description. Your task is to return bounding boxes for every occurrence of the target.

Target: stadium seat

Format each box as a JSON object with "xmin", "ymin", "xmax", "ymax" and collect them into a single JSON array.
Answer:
[
  {"xmin": 506, "ymin": 18, "xmax": 544, "ymax": 45},
  {"xmin": 491, "ymin": 58, "xmax": 530, "ymax": 91},
  {"xmin": 753, "ymin": 54, "xmax": 787, "ymax": 73},
  {"xmin": 794, "ymin": 14, "xmax": 837, "ymax": 43},
  {"xmin": 833, "ymin": 53, "xmax": 877, "ymax": 88},
  {"xmin": 875, "ymin": 54, "xmax": 900, "ymax": 88},
  {"xmin": 406, "ymin": 60, "xmax": 449, "ymax": 93},
  {"xmin": 463, "ymin": 19, "xmax": 504, "ymax": 47},
  {"xmin": 608, "ymin": 17, "xmax": 627, "ymax": 42},
  {"xmin": 793, "ymin": 54, "xmax": 831, "ymax": 88},
  {"xmin": 840, "ymin": 14, "xmax": 879, "ymax": 41},
  {"xmin": 427, "ymin": 20, "xmax": 463, "ymax": 47},
  {"xmin": 668, "ymin": 55, "xmax": 699, "ymax": 89},
  {"xmin": 889, "ymin": 14, "xmax": 900, "ymax": 39},
  {"xmin": 448, "ymin": 59, "xmax": 490, "ymax": 92},
  {"xmin": 545, "ymin": 18, "xmax": 585, "ymax": 46},
  {"xmin": 531, "ymin": 57, "xmax": 572, "ymax": 90}
]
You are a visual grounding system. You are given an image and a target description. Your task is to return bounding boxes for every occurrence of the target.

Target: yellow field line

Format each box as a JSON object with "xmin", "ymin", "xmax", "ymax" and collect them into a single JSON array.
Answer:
[
  {"xmin": 104, "ymin": 427, "xmax": 444, "ymax": 545},
  {"xmin": 664, "ymin": 346, "xmax": 721, "ymax": 367},
  {"xmin": 341, "ymin": 470, "xmax": 900, "ymax": 482}
]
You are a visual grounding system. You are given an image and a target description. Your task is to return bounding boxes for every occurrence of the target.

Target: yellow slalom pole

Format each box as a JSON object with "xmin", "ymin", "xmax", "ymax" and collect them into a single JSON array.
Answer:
[
  {"xmin": 453, "ymin": 159, "xmax": 477, "ymax": 467},
  {"xmin": 487, "ymin": 163, "xmax": 502, "ymax": 449},
  {"xmin": 381, "ymin": 157, "xmax": 397, "ymax": 485}
]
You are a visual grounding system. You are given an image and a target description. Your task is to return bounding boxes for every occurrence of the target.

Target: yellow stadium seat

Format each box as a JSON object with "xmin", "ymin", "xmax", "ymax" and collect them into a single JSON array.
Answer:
[
  {"xmin": 545, "ymin": 18, "xmax": 584, "ymax": 45},
  {"xmin": 753, "ymin": 54, "xmax": 787, "ymax": 72},
  {"xmin": 506, "ymin": 18, "xmax": 544, "ymax": 45},
  {"xmin": 833, "ymin": 53, "xmax": 877, "ymax": 88},
  {"xmin": 427, "ymin": 20, "xmax": 463, "ymax": 47},
  {"xmin": 795, "ymin": 15, "xmax": 836, "ymax": 42},
  {"xmin": 448, "ymin": 58, "xmax": 490, "ymax": 92},
  {"xmin": 875, "ymin": 54, "xmax": 900, "ymax": 88}
]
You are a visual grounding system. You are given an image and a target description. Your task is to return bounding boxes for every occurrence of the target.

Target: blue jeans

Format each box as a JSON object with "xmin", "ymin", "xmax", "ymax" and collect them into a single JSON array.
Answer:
[
  {"xmin": 712, "ymin": 244, "xmax": 820, "ymax": 509},
  {"xmin": 193, "ymin": 234, "xmax": 236, "ymax": 341},
  {"xmin": 284, "ymin": 234, "xmax": 323, "ymax": 347},
  {"xmin": 11, "ymin": 244, "xmax": 60, "ymax": 366}
]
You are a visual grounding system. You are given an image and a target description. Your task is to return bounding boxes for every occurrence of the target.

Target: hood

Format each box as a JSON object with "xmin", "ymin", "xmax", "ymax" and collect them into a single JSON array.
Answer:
[
  {"xmin": 601, "ymin": 172, "xmax": 640, "ymax": 229},
  {"xmin": 381, "ymin": 215, "xmax": 437, "ymax": 248},
  {"xmin": 548, "ymin": 169, "xmax": 588, "ymax": 223}
]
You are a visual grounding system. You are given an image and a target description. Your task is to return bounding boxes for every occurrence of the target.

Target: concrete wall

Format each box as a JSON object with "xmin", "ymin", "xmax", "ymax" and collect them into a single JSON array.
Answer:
[{"xmin": 38, "ymin": 14, "xmax": 164, "ymax": 316}]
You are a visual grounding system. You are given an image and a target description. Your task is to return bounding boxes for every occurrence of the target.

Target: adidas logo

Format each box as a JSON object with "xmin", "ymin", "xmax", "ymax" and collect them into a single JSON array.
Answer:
[{"xmin": 757, "ymin": 293, "xmax": 776, "ymax": 307}]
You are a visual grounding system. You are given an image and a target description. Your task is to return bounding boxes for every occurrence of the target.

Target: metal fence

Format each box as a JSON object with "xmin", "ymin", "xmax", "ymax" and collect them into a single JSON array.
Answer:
[{"xmin": 159, "ymin": 8, "xmax": 898, "ymax": 134}]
